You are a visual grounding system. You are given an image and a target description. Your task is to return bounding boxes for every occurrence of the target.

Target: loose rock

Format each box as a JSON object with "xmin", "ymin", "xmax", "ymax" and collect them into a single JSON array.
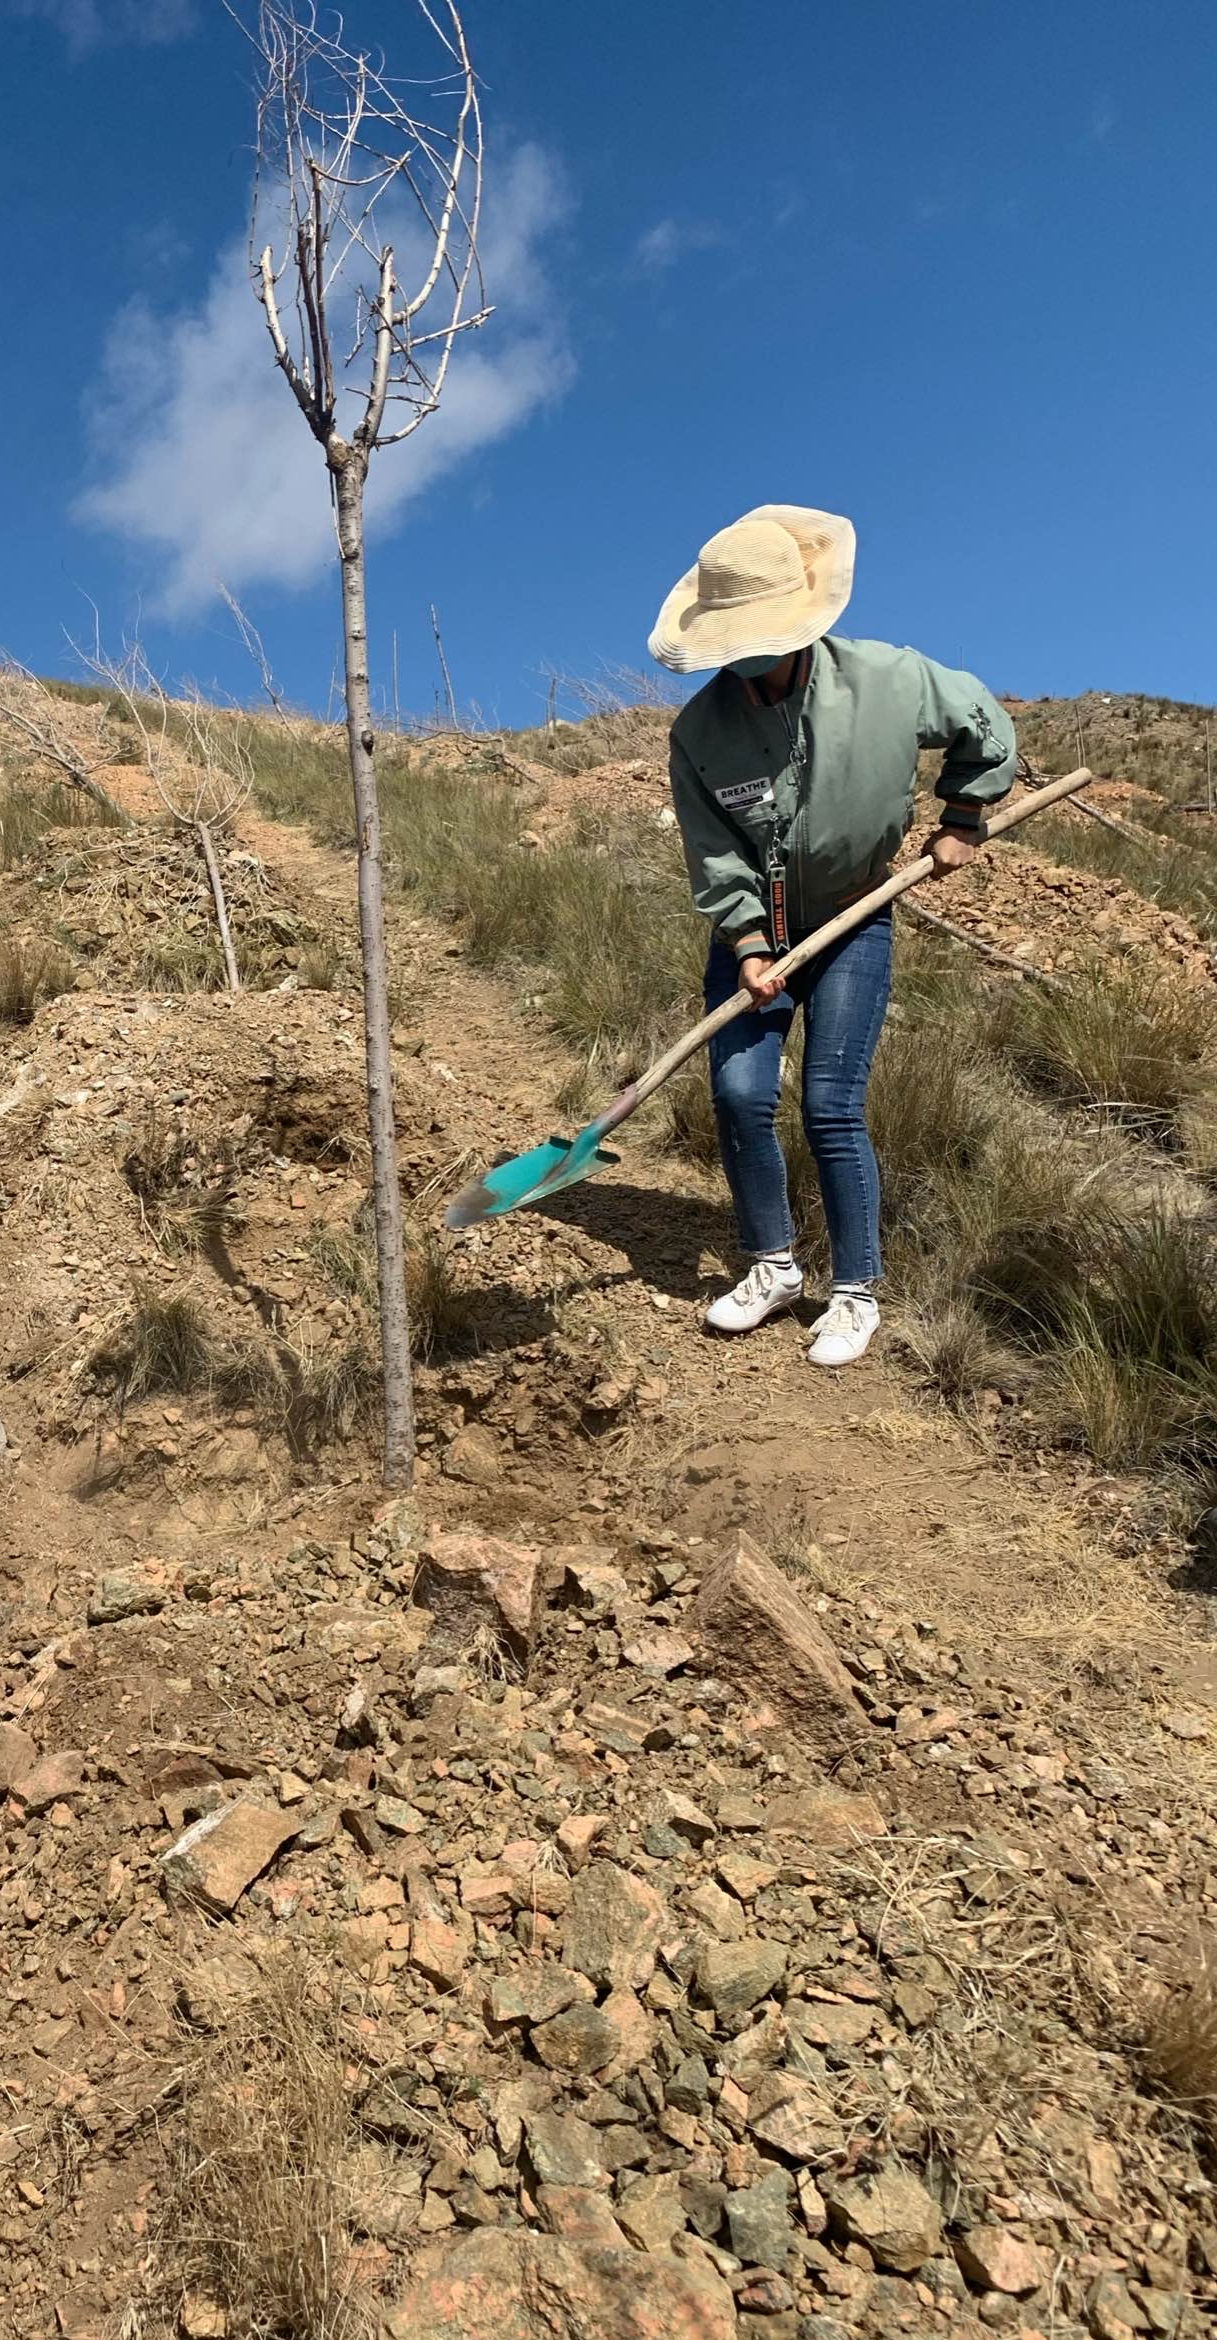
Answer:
[
  {"xmin": 563, "ymin": 1863, "xmax": 666, "ymax": 1991},
  {"xmin": 87, "ymin": 1572, "xmax": 166, "ymax": 1625},
  {"xmin": 0, "ymin": 1721, "xmax": 37, "ymax": 1794},
  {"xmin": 390, "ymin": 2226, "xmax": 737, "ymax": 2340},
  {"xmin": 160, "ymin": 1798, "xmax": 300, "ymax": 1915},
  {"xmin": 955, "ymin": 2224, "xmax": 1050, "ymax": 2297},
  {"xmin": 530, "ymin": 2003, "xmax": 620, "ymax": 2076},
  {"xmin": 726, "ymin": 2167, "xmax": 792, "ymax": 2267},
  {"xmin": 616, "ymin": 2171, "xmax": 686, "ymax": 2252},
  {"xmin": 695, "ymin": 1936, "xmax": 787, "ymax": 2019},
  {"xmin": 826, "ymin": 2166, "xmax": 943, "ymax": 2273},
  {"xmin": 413, "ymin": 1529, "xmax": 545, "ymax": 1664},
  {"xmin": 692, "ymin": 1533, "xmax": 868, "ymax": 1747}
]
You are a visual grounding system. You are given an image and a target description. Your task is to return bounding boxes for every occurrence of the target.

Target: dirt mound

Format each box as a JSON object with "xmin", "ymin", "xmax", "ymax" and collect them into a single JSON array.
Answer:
[{"xmin": 899, "ymin": 832, "xmax": 1217, "ymax": 984}]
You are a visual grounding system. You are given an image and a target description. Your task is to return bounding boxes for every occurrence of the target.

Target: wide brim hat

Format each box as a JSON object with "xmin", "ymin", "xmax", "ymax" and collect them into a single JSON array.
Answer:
[{"xmin": 648, "ymin": 503, "xmax": 856, "ymax": 674}]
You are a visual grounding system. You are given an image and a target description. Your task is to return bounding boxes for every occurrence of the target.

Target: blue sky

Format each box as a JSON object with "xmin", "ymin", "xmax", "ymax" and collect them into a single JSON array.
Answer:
[{"xmin": 2, "ymin": 0, "xmax": 1214, "ymax": 725}]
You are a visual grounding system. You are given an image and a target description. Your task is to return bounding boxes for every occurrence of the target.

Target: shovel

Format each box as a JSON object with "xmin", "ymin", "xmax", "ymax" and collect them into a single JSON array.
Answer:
[{"xmin": 445, "ymin": 764, "xmax": 1092, "ymax": 1229}]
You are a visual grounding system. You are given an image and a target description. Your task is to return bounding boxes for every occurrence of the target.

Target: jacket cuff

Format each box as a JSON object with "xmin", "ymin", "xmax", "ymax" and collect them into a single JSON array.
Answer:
[
  {"xmin": 731, "ymin": 931, "xmax": 773, "ymax": 961},
  {"xmin": 936, "ymin": 801, "xmax": 984, "ymax": 833}
]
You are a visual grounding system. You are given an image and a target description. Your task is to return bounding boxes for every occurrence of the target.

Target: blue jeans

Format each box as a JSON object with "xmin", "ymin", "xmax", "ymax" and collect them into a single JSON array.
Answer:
[{"xmin": 705, "ymin": 912, "xmax": 892, "ymax": 1281}]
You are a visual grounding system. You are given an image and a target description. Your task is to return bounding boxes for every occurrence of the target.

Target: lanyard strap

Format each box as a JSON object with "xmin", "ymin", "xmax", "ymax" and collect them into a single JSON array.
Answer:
[{"xmin": 737, "ymin": 649, "xmax": 812, "ymax": 953}]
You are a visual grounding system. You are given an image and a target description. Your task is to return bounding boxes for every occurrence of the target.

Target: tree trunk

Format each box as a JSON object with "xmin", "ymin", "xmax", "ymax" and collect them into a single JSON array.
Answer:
[
  {"xmin": 197, "ymin": 821, "xmax": 241, "ymax": 994},
  {"xmin": 332, "ymin": 443, "xmax": 416, "ymax": 1487}
]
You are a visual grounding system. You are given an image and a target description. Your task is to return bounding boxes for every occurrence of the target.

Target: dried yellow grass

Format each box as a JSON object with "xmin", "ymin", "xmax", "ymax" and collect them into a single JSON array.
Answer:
[
  {"xmin": 157, "ymin": 1945, "xmax": 375, "ymax": 2340},
  {"xmin": 1142, "ymin": 1941, "xmax": 1217, "ymax": 2144}
]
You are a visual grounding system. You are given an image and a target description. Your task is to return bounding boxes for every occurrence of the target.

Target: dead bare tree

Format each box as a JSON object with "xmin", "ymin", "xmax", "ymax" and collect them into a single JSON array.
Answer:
[
  {"xmin": 430, "ymin": 603, "xmax": 460, "ymax": 728},
  {"xmin": 236, "ymin": 0, "xmax": 486, "ymax": 1489},
  {"xmin": 0, "ymin": 656, "xmax": 132, "ymax": 826},
  {"xmin": 219, "ymin": 584, "xmax": 292, "ymax": 725},
  {"xmin": 81, "ymin": 636, "xmax": 252, "ymax": 995}
]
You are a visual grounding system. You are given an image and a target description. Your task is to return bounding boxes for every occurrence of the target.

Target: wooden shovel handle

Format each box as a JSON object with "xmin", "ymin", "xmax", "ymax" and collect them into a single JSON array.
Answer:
[{"xmin": 625, "ymin": 765, "xmax": 1093, "ymax": 1113}]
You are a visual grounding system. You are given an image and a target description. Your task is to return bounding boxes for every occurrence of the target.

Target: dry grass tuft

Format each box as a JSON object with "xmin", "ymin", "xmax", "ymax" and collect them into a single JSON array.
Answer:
[
  {"xmin": 1142, "ymin": 1943, "xmax": 1217, "ymax": 2146},
  {"xmin": 766, "ymin": 1497, "xmax": 837, "ymax": 1591},
  {"xmin": 311, "ymin": 1210, "xmax": 477, "ymax": 1367},
  {"xmin": 293, "ymin": 1336, "xmax": 379, "ymax": 1445},
  {"xmin": 868, "ymin": 1018, "xmax": 999, "ymax": 1229},
  {"xmin": 407, "ymin": 1225, "xmax": 479, "ymax": 1361},
  {"xmin": 135, "ymin": 917, "xmax": 227, "ymax": 995},
  {"xmin": 160, "ymin": 1945, "xmax": 375, "ymax": 2340},
  {"xmin": 122, "ymin": 1112, "xmax": 244, "ymax": 1255},
  {"xmin": 299, "ymin": 937, "xmax": 346, "ymax": 990},
  {"xmin": 896, "ymin": 1290, "xmax": 1022, "ymax": 1414},
  {"xmin": 0, "ymin": 772, "xmax": 121, "ymax": 868},
  {"xmin": 90, "ymin": 1286, "xmax": 217, "ymax": 1404},
  {"xmin": 87, "ymin": 1284, "xmax": 287, "ymax": 1420},
  {"xmin": 991, "ymin": 953, "xmax": 1215, "ymax": 1142},
  {"xmin": 0, "ymin": 932, "xmax": 77, "ymax": 1021},
  {"xmin": 309, "ymin": 1221, "xmax": 379, "ymax": 1310},
  {"xmin": 665, "ymin": 1063, "xmax": 720, "ymax": 1167}
]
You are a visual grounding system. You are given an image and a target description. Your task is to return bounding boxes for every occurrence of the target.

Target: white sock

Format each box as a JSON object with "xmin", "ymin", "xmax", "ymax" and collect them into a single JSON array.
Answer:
[
  {"xmin": 833, "ymin": 1280, "xmax": 877, "ymax": 1304},
  {"xmin": 760, "ymin": 1249, "xmax": 796, "ymax": 1271}
]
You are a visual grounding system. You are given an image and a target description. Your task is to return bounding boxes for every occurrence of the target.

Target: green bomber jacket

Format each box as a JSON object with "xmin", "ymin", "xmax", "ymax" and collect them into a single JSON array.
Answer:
[{"xmin": 668, "ymin": 634, "xmax": 1018, "ymax": 945}]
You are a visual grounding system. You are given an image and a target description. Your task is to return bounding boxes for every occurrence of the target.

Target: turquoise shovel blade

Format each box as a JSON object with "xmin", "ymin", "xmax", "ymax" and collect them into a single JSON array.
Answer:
[{"xmin": 445, "ymin": 1118, "xmax": 621, "ymax": 1229}]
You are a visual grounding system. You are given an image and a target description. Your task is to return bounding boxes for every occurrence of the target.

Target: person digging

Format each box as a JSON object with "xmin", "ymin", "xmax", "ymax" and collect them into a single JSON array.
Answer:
[{"xmin": 649, "ymin": 503, "xmax": 1017, "ymax": 1367}]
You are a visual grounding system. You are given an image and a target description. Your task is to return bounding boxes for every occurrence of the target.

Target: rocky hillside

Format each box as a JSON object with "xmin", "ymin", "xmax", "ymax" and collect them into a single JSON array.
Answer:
[{"xmin": 0, "ymin": 675, "xmax": 1215, "ymax": 2340}]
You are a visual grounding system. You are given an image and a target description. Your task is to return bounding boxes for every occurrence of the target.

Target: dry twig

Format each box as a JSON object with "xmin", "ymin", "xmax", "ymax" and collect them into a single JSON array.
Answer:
[{"xmin": 0, "ymin": 655, "xmax": 131, "ymax": 825}]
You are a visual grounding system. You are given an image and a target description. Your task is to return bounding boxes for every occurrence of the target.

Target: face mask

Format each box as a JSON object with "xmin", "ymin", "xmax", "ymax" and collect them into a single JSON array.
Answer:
[{"xmin": 725, "ymin": 653, "xmax": 783, "ymax": 678}]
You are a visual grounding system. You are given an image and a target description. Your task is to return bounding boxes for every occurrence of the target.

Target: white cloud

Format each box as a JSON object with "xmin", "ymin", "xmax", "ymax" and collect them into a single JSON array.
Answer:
[
  {"xmin": 7, "ymin": 0, "xmax": 195, "ymax": 55},
  {"xmin": 75, "ymin": 146, "xmax": 574, "ymax": 614},
  {"xmin": 630, "ymin": 216, "xmax": 724, "ymax": 276}
]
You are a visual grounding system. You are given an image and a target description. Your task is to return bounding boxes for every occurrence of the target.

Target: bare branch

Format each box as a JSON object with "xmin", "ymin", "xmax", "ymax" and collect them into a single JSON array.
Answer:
[
  {"xmin": 359, "ymin": 248, "xmax": 395, "ymax": 449},
  {"xmin": 429, "ymin": 603, "xmax": 459, "ymax": 728},
  {"xmin": 0, "ymin": 659, "xmax": 133, "ymax": 826},
  {"xmin": 258, "ymin": 243, "xmax": 322, "ymax": 434},
  {"xmin": 77, "ymin": 632, "xmax": 253, "ymax": 832},
  {"xmin": 218, "ymin": 584, "xmax": 291, "ymax": 724},
  {"xmin": 76, "ymin": 630, "xmax": 253, "ymax": 992},
  {"xmin": 242, "ymin": 0, "xmax": 488, "ymax": 463},
  {"xmin": 901, "ymin": 894, "xmax": 1066, "ymax": 989}
]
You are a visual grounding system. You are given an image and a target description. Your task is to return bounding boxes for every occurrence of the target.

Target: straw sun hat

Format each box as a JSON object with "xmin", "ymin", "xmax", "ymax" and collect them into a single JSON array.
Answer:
[{"xmin": 648, "ymin": 503, "xmax": 856, "ymax": 674}]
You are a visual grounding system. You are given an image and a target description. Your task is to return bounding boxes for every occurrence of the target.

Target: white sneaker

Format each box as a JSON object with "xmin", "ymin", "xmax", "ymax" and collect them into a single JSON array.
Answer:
[
  {"xmin": 705, "ymin": 1257, "xmax": 804, "ymax": 1334},
  {"xmin": 807, "ymin": 1291, "xmax": 880, "ymax": 1367}
]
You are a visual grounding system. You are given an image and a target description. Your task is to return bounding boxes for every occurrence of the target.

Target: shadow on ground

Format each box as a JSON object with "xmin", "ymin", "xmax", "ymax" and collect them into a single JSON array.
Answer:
[{"xmin": 536, "ymin": 1178, "xmax": 734, "ymax": 1301}]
